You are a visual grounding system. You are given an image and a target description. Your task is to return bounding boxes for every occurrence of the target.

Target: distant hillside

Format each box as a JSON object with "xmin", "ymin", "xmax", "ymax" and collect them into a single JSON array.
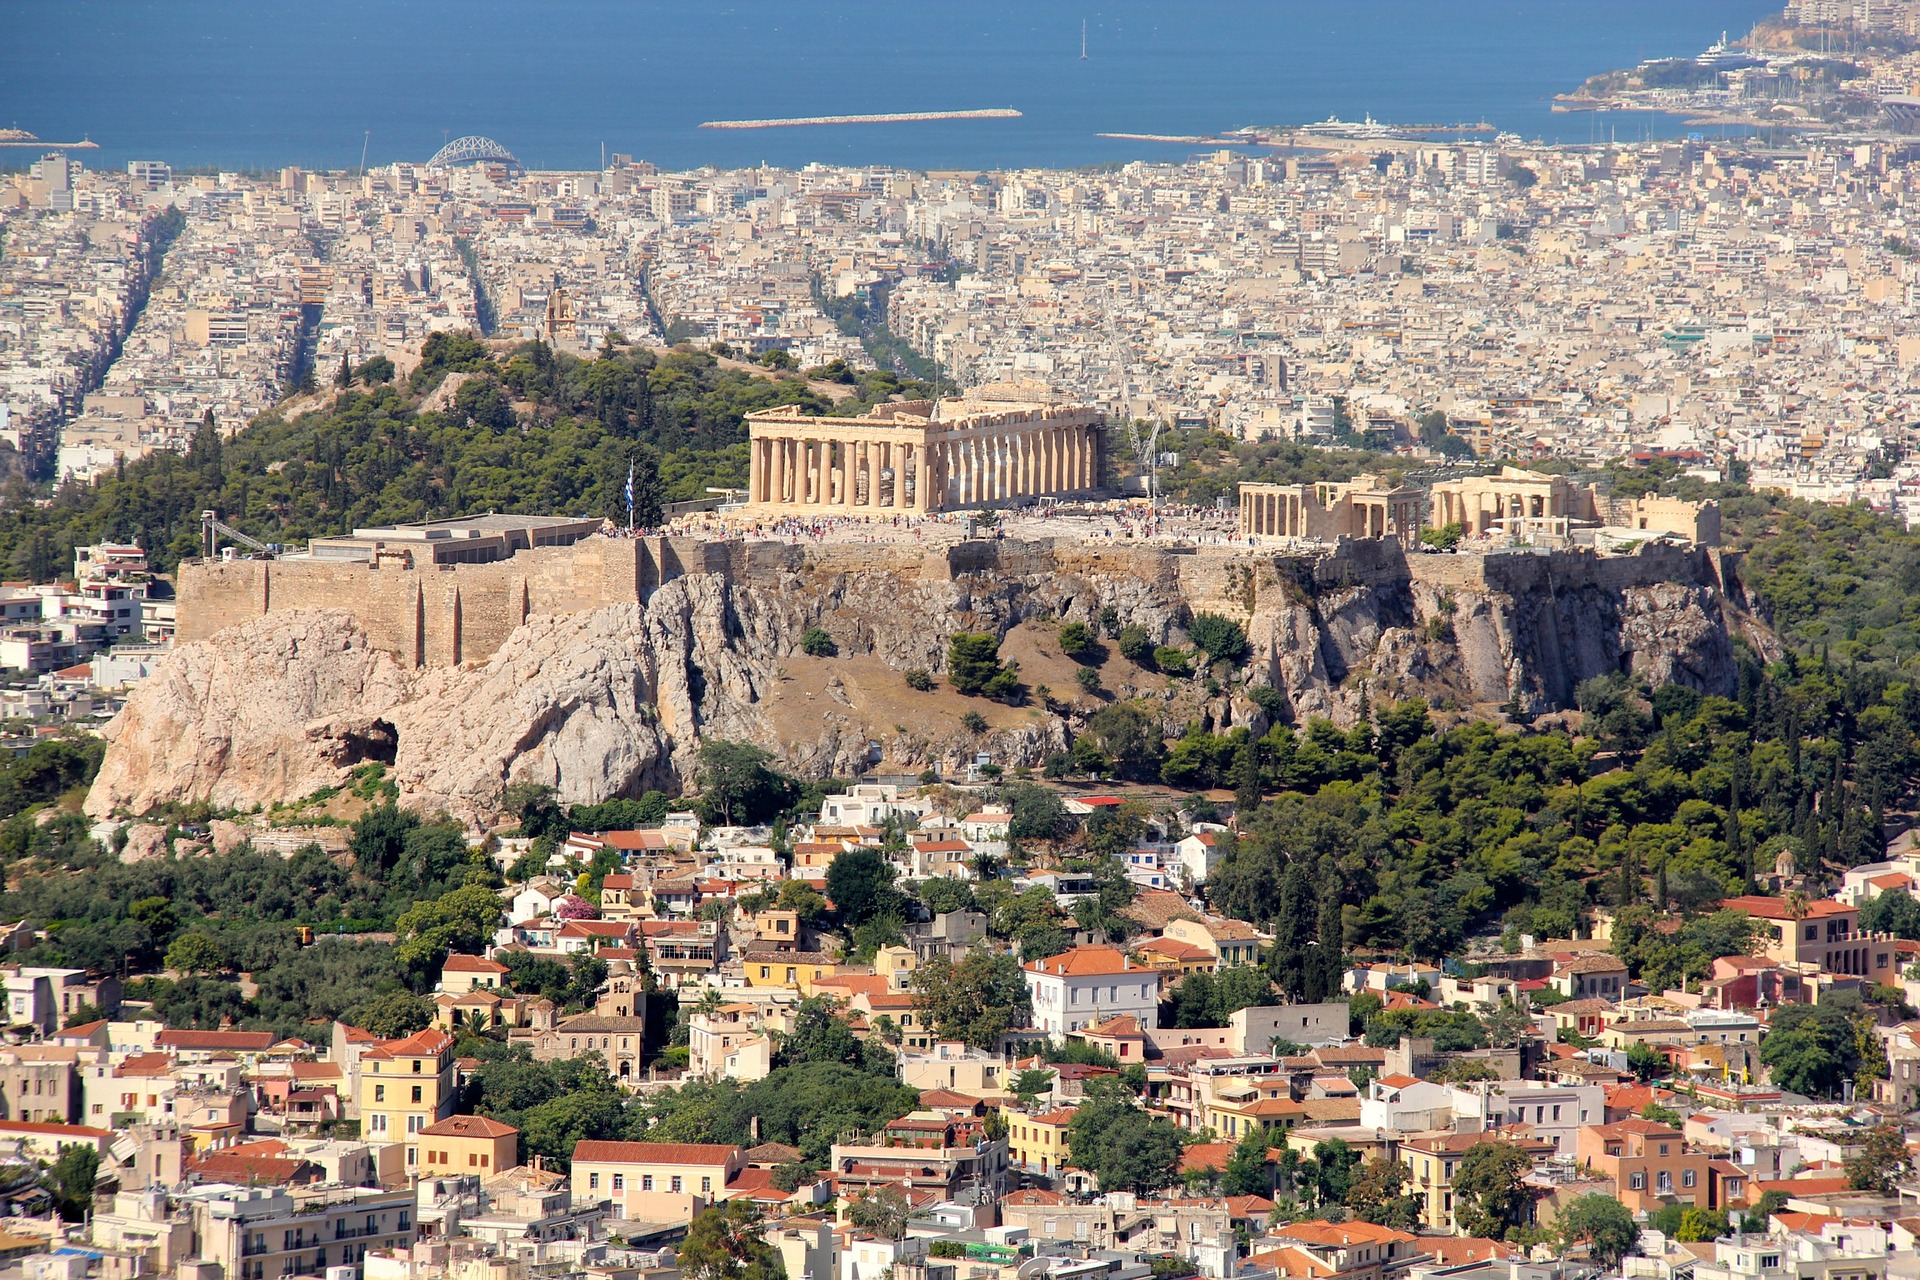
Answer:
[{"xmin": 0, "ymin": 335, "xmax": 936, "ymax": 576}]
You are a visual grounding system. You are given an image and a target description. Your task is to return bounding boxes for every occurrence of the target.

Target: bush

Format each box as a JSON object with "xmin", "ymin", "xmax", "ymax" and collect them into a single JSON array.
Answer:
[
  {"xmin": 904, "ymin": 668, "xmax": 934, "ymax": 691},
  {"xmin": 1154, "ymin": 646, "xmax": 1194, "ymax": 677},
  {"xmin": 1058, "ymin": 622, "xmax": 1099, "ymax": 661},
  {"xmin": 1117, "ymin": 625, "xmax": 1154, "ymax": 665},
  {"xmin": 961, "ymin": 711, "xmax": 988, "ymax": 734},
  {"xmin": 800, "ymin": 626, "xmax": 836, "ymax": 657},
  {"xmin": 948, "ymin": 632, "xmax": 1007, "ymax": 695},
  {"xmin": 1075, "ymin": 666, "xmax": 1103, "ymax": 694},
  {"xmin": 1187, "ymin": 613, "xmax": 1249, "ymax": 664}
]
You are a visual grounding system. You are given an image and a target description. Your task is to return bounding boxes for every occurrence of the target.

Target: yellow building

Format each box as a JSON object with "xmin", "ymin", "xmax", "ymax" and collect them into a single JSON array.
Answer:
[
  {"xmin": 1203, "ymin": 1092, "xmax": 1306, "ymax": 1140},
  {"xmin": 358, "ymin": 1028, "xmax": 457, "ymax": 1170},
  {"xmin": 1161, "ymin": 917, "xmax": 1267, "ymax": 969},
  {"xmin": 741, "ymin": 950, "xmax": 840, "ymax": 995},
  {"xmin": 1002, "ymin": 1106, "xmax": 1075, "ymax": 1175},
  {"xmin": 415, "ymin": 1114, "xmax": 520, "ymax": 1178},
  {"xmin": 570, "ymin": 1140, "xmax": 745, "ymax": 1223}
]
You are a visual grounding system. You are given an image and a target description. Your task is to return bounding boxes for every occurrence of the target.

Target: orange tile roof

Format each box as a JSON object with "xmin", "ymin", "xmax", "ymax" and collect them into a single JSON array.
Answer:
[
  {"xmin": 420, "ymin": 1114, "xmax": 519, "ymax": 1138},
  {"xmin": 1023, "ymin": 945, "xmax": 1141, "ymax": 977}
]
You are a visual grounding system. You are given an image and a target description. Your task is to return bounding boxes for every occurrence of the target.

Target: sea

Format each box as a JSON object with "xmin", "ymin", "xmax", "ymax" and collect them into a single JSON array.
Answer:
[{"xmin": 4, "ymin": 0, "xmax": 1783, "ymax": 174}]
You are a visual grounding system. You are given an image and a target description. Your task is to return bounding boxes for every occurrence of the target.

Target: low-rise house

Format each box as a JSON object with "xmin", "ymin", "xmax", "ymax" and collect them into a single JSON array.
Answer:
[
  {"xmin": 1550, "ymin": 954, "xmax": 1629, "ymax": 1001},
  {"xmin": 1575, "ymin": 1118, "xmax": 1714, "ymax": 1215},
  {"xmin": 1254, "ymin": 1219, "xmax": 1421, "ymax": 1280},
  {"xmin": 1161, "ymin": 916, "xmax": 1267, "ymax": 969},
  {"xmin": 897, "ymin": 1042, "xmax": 1008, "ymax": 1096},
  {"xmin": 531, "ymin": 1013, "xmax": 647, "ymax": 1086},
  {"xmin": 438, "ymin": 955, "xmax": 509, "ymax": 995},
  {"xmin": 570, "ymin": 1140, "xmax": 744, "ymax": 1222},
  {"xmin": 1024, "ymin": 946, "xmax": 1160, "ymax": 1036},
  {"xmin": 414, "ymin": 1114, "xmax": 519, "ymax": 1180}
]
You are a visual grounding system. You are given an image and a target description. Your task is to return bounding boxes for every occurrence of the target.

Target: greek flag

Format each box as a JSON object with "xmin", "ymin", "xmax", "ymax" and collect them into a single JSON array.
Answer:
[{"xmin": 625, "ymin": 461, "xmax": 635, "ymax": 530}]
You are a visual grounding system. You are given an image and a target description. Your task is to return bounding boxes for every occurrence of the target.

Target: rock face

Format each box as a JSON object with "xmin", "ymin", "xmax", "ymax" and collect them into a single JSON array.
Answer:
[
  {"xmin": 87, "ymin": 544, "xmax": 1760, "ymax": 828},
  {"xmin": 86, "ymin": 611, "xmax": 412, "ymax": 817}
]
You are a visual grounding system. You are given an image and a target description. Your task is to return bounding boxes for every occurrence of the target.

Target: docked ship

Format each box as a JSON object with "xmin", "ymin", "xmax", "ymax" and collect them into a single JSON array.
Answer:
[{"xmin": 1296, "ymin": 114, "xmax": 1399, "ymax": 139}]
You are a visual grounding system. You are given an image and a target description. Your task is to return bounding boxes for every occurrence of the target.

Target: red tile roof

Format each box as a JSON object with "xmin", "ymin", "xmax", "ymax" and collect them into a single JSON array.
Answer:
[
  {"xmin": 572, "ymin": 1140, "xmax": 739, "ymax": 1165},
  {"xmin": 156, "ymin": 1030, "xmax": 275, "ymax": 1051}
]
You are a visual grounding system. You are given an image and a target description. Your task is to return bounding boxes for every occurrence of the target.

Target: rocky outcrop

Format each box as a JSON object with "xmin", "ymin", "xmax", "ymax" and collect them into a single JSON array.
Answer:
[
  {"xmin": 86, "ymin": 610, "xmax": 413, "ymax": 817},
  {"xmin": 87, "ymin": 545, "xmax": 1758, "ymax": 828}
]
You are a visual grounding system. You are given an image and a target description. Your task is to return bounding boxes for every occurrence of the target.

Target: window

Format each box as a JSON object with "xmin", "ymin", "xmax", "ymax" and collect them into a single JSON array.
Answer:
[
  {"xmin": 1629, "ymin": 1172, "xmax": 1646, "ymax": 1190},
  {"xmin": 411, "ymin": 1086, "xmax": 423, "ymax": 1104},
  {"xmin": 612, "ymin": 1174, "xmax": 625, "ymax": 1191},
  {"xmin": 702, "ymin": 1177, "xmax": 712, "ymax": 1193},
  {"xmin": 1682, "ymin": 1169, "xmax": 1696, "ymax": 1188},
  {"xmin": 374, "ymin": 1085, "xmax": 385, "ymax": 1103},
  {"xmin": 589, "ymin": 1173, "xmax": 600, "ymax": 1190},
  {"xmin": 1552, "ymin": 1105, "xmax": 1561, "ymax": 1122},
  {"xmin": 642, "ymin": 1175, "xmax": 653, "ymax": 1191},
  {"xmin": 1657, "ymin": 1172, "xmax": 1673, "ymax": 1193},
  {"xmin": 1806, "ymin": 925, "xmax": 1818, "ymax": 940},
  {"xmin": 408, "ymin": 1115, "xmax": 424, "ymax": 1133},
  {"xmin": 671, "ymin": 1176, "xmax": 683, "ymax": 1193}
]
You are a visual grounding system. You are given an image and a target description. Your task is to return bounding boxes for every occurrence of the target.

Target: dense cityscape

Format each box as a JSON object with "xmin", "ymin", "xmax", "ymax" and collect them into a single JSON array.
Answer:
[{"xmin": 6, "ymin": 5, "xmax": 1920, "ymax": 1280}]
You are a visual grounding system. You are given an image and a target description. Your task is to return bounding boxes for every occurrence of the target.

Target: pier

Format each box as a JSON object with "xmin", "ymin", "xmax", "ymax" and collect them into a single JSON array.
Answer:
[{"xmin": 700, "ymin": 109, "xmax": 1021, "ymax": 130}]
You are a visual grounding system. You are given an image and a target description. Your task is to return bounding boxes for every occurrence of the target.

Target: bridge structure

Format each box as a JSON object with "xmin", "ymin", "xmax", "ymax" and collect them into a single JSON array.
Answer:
[{"xmin": 426, "ymin": 135, "xmax": 521, "ymax": 169}]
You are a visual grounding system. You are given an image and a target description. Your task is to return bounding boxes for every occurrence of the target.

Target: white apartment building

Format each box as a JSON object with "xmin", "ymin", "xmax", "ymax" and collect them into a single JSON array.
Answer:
[{"xmin": 1022, "ymin": 946, "xmax": 1159, "ymax": 1036}]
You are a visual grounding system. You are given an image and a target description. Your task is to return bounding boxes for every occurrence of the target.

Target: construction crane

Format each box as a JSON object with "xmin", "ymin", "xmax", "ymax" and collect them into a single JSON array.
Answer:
[{"xmin": 201, "ymin": 509, "xmax": 274, "ymax": 560}]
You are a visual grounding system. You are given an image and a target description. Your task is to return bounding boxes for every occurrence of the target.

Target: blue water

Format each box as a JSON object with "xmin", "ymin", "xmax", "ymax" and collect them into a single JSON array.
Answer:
[{"xmin": 3, "ymin": 0, "xmax": 1780, "ymax": 172}]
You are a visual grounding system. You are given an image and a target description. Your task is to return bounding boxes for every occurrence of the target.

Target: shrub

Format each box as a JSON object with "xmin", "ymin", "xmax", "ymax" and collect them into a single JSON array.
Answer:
[
  {"xmin": 1117, "ymin": 625, "xmax": 1154, "ymax": 665},
  {"xmin": 948, "ymin": 632, "xmax": 1007, "ymax": 696},
  {"xmin": 961, "ymin": 711, "xmax": 988, "ymax": 734},
  {"xmin": 1187, "ymin": 612, "xmax": 1249, "ymax": 664},
  {"xmin": 904, "ymin": 668, "xmax": 934, "ymax": 692},
  {"xmin": 1154, "ymin": 646, "xmax": 1194, "ymax": 677},
  {"xmin": 1058, "ymin": 621, "xmax": 1099, "ymax": 660},
  {"xmin": 1075, "ymin": 666, "xmax": 1103, "ymax": 694},
  {"xmin": 800, "ymin": 626, "xmax": 836, "ymax": 657}
]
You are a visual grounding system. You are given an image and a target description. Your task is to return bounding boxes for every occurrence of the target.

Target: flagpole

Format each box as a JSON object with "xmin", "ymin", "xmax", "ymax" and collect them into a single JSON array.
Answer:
[{"xmin": 626, "ymin": 460, "xmax": 635, "ymax": 533}]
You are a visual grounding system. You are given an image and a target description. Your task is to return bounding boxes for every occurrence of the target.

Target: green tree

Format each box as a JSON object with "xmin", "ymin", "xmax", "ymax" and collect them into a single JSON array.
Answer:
[
  {"xmin": 43, "ymin": 1144, "xmax": 98, "ymax": 1222},
  {"xmin": 1219, "ymin": 1126, "xmax": 1274, "ymax": 1197},
  {"xmin": 825, "ymin": 848, "xmax": 902, "ymax": 929},
  {"xmin": 697, "ymin": 740, "xmax": 794, "ymax": 826},
  {"xmin": 1005, "ymin": 781, "xmax": 1073, "ymax": 842},
  {"xmin": 1556, "ymin": 1193, "xmax": 1638, "ymax": 1268},
  {"xmin": 1117, "ymin": 625, "xmax": 1154, "ymax": 665},
  {"xmin": 1626, "ymin": 1041, "xmax": 1669, "ymax": 1082},
  {"xmin": 1346, "ymin": 1157, "xmax": 1421, "ymax": 1230},
  {"xmin": 1759, "ymin": 1001, "xmax": 1858, "ymax": 1098},
  {"xmin": 847, "ymin": 1184, "xmax": 910, "ymax": 1239},
  {"xmin": 1066, "ymin": 1079, "xmax": 1185, "ymax": 1194},
  {"xmin": 394, "ymin": 882, "xmax": 505, "ymax": 978},
  {"xmin": 1187, "ymin": 613, "xmax": 1250, "ymax": 664},
  {"xmin": 799, "ymin": 626, "xmax": 836, "ymax": 658},
  {"xmin": 1845, "ymin": 1123, "xmax": 1912, "ymax": 1193},
  {"xmin": 1058, "ymin": 621, "xmax": 1099, "ymax": 661},
  {"xmin": 947, "ymin": 632, "xmax": 1021, "ymax": 700},
  {"xmin": 165, "ymin": 931, "xmax": 225, "ymax": 976},
  {"xmin": 678, "ymin": 1200, "xmax": 784, "ymax": 1280},
  {"xmin": 346, "ymin": 990, "xmax": 434, "ymax": 1039},
  {"xmin": 909, "ymin": 950, "xmax": 1032, "ymax": 1048},
  {"xmin": 1451, "ymin": 1140, "xmax": 1535, "ymax": 1240}
]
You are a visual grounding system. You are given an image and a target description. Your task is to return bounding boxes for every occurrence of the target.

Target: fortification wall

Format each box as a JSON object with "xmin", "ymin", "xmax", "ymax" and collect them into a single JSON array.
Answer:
[{"xmin": 176, "ymin": 532, "xmax": 1732, "ymax": 669}]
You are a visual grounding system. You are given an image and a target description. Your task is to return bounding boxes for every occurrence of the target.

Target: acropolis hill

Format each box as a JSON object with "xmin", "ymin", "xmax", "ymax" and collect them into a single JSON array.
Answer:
[{"xmin": 115, "ymin": 440, "xmax": 1756, "ymax": 826}]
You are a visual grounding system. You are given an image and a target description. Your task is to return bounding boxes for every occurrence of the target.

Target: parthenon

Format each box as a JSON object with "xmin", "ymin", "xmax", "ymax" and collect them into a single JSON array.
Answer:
[{"xmin": 744, "ymin": 386, "xmax": 1105, "ymax": 513}]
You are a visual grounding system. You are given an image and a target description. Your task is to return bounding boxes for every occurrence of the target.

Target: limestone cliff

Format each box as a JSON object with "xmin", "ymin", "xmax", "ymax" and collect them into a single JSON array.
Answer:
[{"xmin": 86, "ymin": 540, "xmax": 1760, "ymax": 828}]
